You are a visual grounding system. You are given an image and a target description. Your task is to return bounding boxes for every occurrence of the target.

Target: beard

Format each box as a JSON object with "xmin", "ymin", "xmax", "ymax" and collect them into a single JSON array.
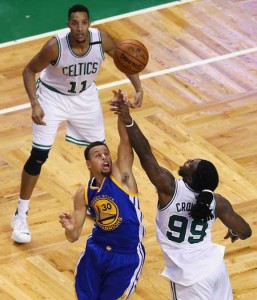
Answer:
[
  {"xmin": 101, "ymin": 170, "xmax": 111, "ymax": 177},
  {"xmin": 77, "ymin": 39, "xmax": 86, "ymax": 43},
  {"xmin": 178, "ymin": 167, "xmax": 194, "ymax": 188},
  {"xmin": 178, "ymin": 166, "xmax": 186, "ymax": 177}
]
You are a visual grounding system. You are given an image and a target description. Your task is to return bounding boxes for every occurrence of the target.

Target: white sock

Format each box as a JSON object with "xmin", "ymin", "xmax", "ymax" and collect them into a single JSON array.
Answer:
[{"xmin": 17, "ymin": 198, "xmax": 30, "ymax": 215}]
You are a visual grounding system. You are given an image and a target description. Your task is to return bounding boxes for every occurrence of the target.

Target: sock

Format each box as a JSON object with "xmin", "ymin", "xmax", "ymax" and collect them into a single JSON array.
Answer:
[{"xmin": 16, "ymin": 198, "xmax": 30, "ymax": 215}]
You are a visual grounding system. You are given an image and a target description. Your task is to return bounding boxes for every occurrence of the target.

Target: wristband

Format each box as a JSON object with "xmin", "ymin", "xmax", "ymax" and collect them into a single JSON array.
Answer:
[
  {"xmin": 125, "ymin": 118, "xmax": 134, "ymax": 128},
  {"xmin": 229, "ymin": 229, "xmax": 238, "ymax": 237}
]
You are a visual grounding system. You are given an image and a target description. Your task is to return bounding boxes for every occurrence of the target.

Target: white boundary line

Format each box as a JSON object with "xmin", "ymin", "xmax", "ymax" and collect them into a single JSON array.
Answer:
[
  {"xmin": 2, "ymin": 45, "xmax": 257, "ymax": 115},
  {"xmin": 0, "ymin": 0, "xmax": 193, "ymax": 48},
  {"xmin": 1, "ymin": 0, "xmax": 257, "ymax": 115}
]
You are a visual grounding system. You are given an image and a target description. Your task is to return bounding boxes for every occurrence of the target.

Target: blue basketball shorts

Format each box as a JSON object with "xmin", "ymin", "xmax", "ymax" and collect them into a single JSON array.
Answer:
[{"xmin": 75, "ymin": 237, "xmax": 145, "ymax": 300}]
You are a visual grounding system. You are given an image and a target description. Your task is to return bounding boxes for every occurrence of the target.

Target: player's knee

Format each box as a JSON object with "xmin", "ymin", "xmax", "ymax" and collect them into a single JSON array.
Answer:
[{"xmin": 24, "ymin": 148, "xmax": 50, "ymax": 176}]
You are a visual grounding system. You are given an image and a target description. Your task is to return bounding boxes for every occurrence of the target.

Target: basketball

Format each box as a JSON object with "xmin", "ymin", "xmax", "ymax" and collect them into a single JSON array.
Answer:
[{"xmin": 113, "ymin": 39, "xmax": 149, "ymax": 75}]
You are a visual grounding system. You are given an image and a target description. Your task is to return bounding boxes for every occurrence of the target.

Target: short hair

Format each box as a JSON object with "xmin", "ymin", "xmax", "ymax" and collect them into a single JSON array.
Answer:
[
  {"xmin": 84, "ymin": 141, "xmax": 108, "ymax": 160},
  {"xmin": 189, "ymin": 160, "xmax": 219, "ymax": 222},
  {"xmin": 68, "ymin": 4, "xmax": 90, "ymax": 20}
]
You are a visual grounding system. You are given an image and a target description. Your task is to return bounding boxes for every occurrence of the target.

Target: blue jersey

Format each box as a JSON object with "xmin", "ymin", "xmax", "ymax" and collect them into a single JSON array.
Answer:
[{"xmin": 86, "ymin": 175, "xmax": 145, "ymax": 251}]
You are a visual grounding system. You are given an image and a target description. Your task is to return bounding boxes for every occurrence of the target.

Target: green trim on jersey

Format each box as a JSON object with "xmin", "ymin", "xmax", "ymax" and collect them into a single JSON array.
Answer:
[
  {"xmin": 65, "ymin": 135, "xmax": 105, "ymax": 146},
  {"xmin": 98, "ymin": 31, "xmax": 105, "ymax": 60},
  {"xmin": 55, "ymin": 35, "xmax": 62, "ymax": 66},
  {"xmin": 39, "ymin": 78, "xmax": 93, "ymax": 95},
  {"xmin": 39, "ymin": 79, "xmax": 69, "ymax": 95},
  {"xmin": 158, "ymin": 179, "xmax": 179, "ymax": 211},
  {"xmin": 32, "ymin": 142, "xmax": 52, "ymax": 150}
]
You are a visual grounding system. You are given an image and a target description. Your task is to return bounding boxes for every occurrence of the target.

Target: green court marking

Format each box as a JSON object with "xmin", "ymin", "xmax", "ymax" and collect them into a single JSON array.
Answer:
[{"xmin": 0, "ymin": 0, "xmax": 176, "ymax": 43}]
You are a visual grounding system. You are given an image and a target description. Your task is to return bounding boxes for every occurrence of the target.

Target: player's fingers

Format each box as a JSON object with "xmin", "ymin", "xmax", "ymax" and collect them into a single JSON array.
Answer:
[
  {"xmin": 110, "ymin": 107, "xmax": 118, "ymax": 113},
  {"xmin": 224, "ymin": 232, "xmax": 230, "ymax": 239},
  {"xmin": 38, "ymin": 113, "xmax": 46, "ymax": 124},
  {"xmin": 112, "ymin": 90, "xmax": 119, "ymax": 101},
  {"xmin": 64, "ymin": 212, "xmax": 72, "ymax": 218},
  {"xmin": 122, "ymin": 92, "xmax": 128, "ymax": 102},
  {"xmin": 112, "ymin": 90, "xmax": 118, "ymax": 96},
  {"xmin": 33, "ymin": 115, "xmax": 46, "ymax": 125},
  {"xmin": 232, "ymin": 236, "xmax": 239, "ymax": 243},
  {"xmin": 130, "ymin": 101, "xmax": 139, "ymax": 108}
]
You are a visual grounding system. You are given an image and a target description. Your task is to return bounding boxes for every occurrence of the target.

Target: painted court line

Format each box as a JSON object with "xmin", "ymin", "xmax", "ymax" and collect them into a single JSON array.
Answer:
[
  {"xmin": 1, "ymin": 0, "xmax": 256, "ymax": 115},
  {"xmin": 0, "ymin": 0, "xmax": 193, "ymax": 48},
  {"xmin": 1, "ymin": 45, "xmax": 257, "ymax": 115}
]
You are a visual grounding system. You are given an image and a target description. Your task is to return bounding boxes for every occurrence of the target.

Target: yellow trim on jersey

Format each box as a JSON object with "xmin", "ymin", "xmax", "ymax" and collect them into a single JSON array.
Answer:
[
  {"xmin": 89, "ymin": 177, "xmax": 106, "ymax": 192},
  {"xmin": 84, "ymin": 185, "xmax": 89, "ymax": 206},
  {"xmin": 85, "ymin": 175, "xmax": 138, "ymax": 205},
  {"xmin": 110, "ymin": 175, "xmax": 138, "ymax": 197}
]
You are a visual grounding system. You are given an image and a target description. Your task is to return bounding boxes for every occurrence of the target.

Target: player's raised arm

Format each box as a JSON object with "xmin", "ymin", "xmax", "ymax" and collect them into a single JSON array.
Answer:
[
  {"xmin": 102, "ymin": 31, "xmax": 148, "ymax": 108},
  {"xmin": 215, "ymin": 194, "xmax": 252, "ymax": 242},
  {"xmin": 111, "ymin": 90, "xmax": 137, "ymax": 194},
  {"xmin": 113, "ymin": 40, "xmax": 148, "ymax": 108},
  {"xmin": 111, "ymin": 97, "xmax": 175, "ymax": 207}
]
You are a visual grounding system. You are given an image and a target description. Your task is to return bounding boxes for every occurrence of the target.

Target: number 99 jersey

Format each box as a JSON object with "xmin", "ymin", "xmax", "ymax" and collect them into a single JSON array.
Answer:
[
  {"xmin": 86, "ymin": 175, "xmax": 145, "ymax": 251},
  {"xmin": 156, "ymin": 179, "xmax": 225, "ymax": 286}
]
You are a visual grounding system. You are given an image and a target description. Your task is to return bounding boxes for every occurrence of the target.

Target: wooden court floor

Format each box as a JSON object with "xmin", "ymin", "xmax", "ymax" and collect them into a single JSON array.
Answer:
[{"xmin": 0, "ymin": 0, "xmax": 256, "ymax": 299}]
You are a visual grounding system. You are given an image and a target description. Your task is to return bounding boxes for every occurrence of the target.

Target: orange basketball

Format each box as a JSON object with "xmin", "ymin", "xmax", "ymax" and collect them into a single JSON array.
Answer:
[{"xmin": 113, "ymin": 39, "xmax": 149, "ymax": 75}]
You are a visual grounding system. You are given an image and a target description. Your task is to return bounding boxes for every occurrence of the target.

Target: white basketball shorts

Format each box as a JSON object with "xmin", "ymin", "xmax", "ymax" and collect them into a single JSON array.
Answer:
[
  {"xmin": 171, "ymin": 261, "xmax": 233, "ymax": 300},
  {"xmin": 32, "ymin": 81, "xmax": 105, "ymax": 150}
]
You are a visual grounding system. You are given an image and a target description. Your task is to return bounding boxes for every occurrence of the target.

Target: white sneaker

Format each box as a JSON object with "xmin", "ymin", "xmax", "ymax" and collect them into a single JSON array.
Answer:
[{"xmin": 11, "ymin": 213, "xmax": 31, "ymax": 243}]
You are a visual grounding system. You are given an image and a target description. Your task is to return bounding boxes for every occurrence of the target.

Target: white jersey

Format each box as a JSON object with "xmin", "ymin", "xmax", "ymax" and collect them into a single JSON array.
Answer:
[
  {"xmin": 156, "ymin": 179, "xmax": 225, "ymax": 286},
  {"xmin": 40, "ymin": 28, "xmax": 104, "ymax": 95}
]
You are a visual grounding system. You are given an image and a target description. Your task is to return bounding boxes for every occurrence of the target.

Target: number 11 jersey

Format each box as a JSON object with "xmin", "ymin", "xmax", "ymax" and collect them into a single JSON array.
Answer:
[{"xmin": 40, "ymin": 28, "xmax": 104, "ymax": 95}]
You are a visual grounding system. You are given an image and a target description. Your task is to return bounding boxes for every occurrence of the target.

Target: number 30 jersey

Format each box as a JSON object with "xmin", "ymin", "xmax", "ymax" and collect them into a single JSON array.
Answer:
[
  {"xmin": 156, "ymin": 179, "xmax": 225, "ymax": 286},
  {"xmin": 86, "ymin": 175, "xmax": 145, "ymax": 252},
  {"xmin": 40, "ymin": 28, "xmax": 104, "ymax": 95}
]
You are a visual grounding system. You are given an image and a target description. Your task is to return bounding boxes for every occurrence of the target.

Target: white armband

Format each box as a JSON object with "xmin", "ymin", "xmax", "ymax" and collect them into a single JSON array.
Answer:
[
  {"xmin": 229, "ymin": 229, "xmax": 238, "ymax": 237},
  {"xmin": 125, "ymin": 118, "xmax": 134, "ymax": 128}
]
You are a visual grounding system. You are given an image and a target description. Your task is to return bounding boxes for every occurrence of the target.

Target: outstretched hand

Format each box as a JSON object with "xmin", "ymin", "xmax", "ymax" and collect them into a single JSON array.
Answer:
[
  {"xmin": 131, "ymin": 89, "xmax": 143, "ymax": 108},
  {"xmin": 224, "ymin": 229, "xmax": 239, "ymax": 243},
  {"xmin": 111, "ymin": 89, "xmax": 128, "ymax": 104},
  {"xmin": 110, "ymin": 90, "xmax": 132, "ymax": 125},
  {"xmin": 59, "ymin": 212, "xmax": 75, "ymax": 231}
]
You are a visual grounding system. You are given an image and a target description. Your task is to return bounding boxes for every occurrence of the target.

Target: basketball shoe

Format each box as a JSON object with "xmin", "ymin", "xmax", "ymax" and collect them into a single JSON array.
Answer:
[{"xmin": 11, "ymin": 211, "xmax": 31, "ymax": 243}]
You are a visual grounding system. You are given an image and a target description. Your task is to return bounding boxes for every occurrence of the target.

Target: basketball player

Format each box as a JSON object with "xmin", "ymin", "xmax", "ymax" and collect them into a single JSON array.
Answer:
[
  {"xmin": 111, "ymin": 98, "xmax": 252, "ymax": 300},
  {"xmin": 11, "ymin": 4, "xmax": 144, "ymax": 243},
  {"xmin": 59, "ymin": 90, "xmax": 145, "ymax": 300}
]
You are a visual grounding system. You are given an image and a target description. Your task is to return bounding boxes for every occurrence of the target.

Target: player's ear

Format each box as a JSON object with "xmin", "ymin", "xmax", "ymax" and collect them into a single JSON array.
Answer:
[
  {"xmin": 187, "ymin": 175, "xmax": 193, "ymax": 184},
  {"xmin": 86, "ymin": 160, "xmax": 91, "ymax": 169}
]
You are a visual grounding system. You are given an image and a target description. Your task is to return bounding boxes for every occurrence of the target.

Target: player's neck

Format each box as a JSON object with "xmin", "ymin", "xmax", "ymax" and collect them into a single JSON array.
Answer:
[
  {"xmin": 68, "ymin": 32, "xmax": 90, "ymax": 53},
  {"xmin": 92, "ymin": 176, "xmax": 107, "ymax": 190}
]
